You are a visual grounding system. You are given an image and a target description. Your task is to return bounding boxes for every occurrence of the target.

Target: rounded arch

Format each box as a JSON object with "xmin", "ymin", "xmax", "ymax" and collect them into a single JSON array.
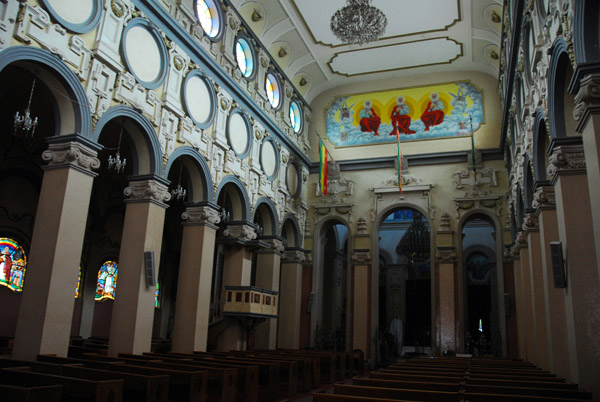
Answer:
[
  {"xmin": 280, "ymin": 214, "xmax": 302, "ymax": 248},
  {"xmin": 573, "ymin": 0, "xmax": 600, "ymax": 64},
  {"xmin": 548, "ymin": 38, "xmax": 577, "ymax": 138},
  {"xmin": 92, "ymin": 106, "xmax": 163, "ymax": 176},
  {"xmin": 532, "ymin": 108, "xmax": 549, "ymax": 182},
  {"xmin": 215, "ymin": 175, "xmax": 251, "ymax": 221},
  {"xmin": 0, "ymin": 46, "xmax": 92, "ymax": 138},
  {"xmin": 164, "ymin": 146, "xmax": 214, "ymax": 203},
  {"xmin": 252, "ymin": 197, "xmax": 279, "ymax": 236}
]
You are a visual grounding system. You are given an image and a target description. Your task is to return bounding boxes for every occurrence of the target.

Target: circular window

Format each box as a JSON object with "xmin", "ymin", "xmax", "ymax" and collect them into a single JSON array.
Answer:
[
  {"xmin": 289, "ymin": 101, "xmax": 303, "ymax": 133},
  {"xmin": 260, "ymin": 138, "xmax": 279, "ymax": 180},
  {"xmin": 195, "ymin": 0, "xmax": 222, "ymax": 39},
  {"xmin": 41, "ymin": 0, "xmax": 102, "ymax": 33},
  {"xmin": 183, "ymin": 70, "xmax": 216, "ymax": 128},
  {"xmin": 286, "ymin": 161, "xmax": 301, "ymax": 198},
  {"xmin": 235, "ymin": 37, "xmax": 255, "ymax": 78},
  {"xmin": 265, "ymin": 72, "xmax": 281, "ymax": 109},
  {"xmin": 227, "ymin": 109, "xmax": 252, "ymax": 158}
]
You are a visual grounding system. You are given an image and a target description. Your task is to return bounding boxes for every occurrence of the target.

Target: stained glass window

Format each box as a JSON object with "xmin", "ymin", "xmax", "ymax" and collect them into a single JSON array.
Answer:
[
  {"xmin": 235, "ymin": 37, "xmax": 254, "ymax": 78},
  {"xmin": 75, "ymin": 265, "xmax": 82, "ymax": 298},
  {"xmin": 154, "ymin": 281, "xmax": 160, "ymax": 308},
  {"xmin": 196, "ymin": 0, "xmax": 221, "ymax": 38},
  {"xmin": 0, "ymin": 237, "xmax": 27, "ymax": 292},
  {"xmin": 265, "ymin": 72, "xmax": 281, "ymax": 109},
  {"xmin": 95, "ymin": 261, "xmax": 118, "ymax": 301},
  {"xmin": 290, "ymin": 101, "xmax": 302, "ymax": 133}
]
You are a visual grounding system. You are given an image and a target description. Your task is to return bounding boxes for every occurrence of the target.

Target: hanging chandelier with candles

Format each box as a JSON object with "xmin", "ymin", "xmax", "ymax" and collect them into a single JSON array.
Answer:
[
  {"xmin": 14, "ymin": 78, "xmax": 39, "ymax": 137},
  {"xmin": 330, "ymin": 0, "xmax": 387, "ymax": 46}
]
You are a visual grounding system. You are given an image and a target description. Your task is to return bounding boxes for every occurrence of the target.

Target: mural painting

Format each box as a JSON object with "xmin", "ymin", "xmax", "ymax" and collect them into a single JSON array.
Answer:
[{"xmin": 326, "ymin": 82, "xmax": 484, "ymax": 147}]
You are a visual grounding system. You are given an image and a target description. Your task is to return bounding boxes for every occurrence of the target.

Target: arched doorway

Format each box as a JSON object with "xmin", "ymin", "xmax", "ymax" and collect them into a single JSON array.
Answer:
[{"xmin": 377, "ymin": 208, "xmax": 431, "ymax": 363}]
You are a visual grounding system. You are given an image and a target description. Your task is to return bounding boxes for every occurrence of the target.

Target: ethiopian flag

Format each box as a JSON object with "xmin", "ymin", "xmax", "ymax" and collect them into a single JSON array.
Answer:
[{"xmin": 319, "ymin": 141, "xmax": 328, "ymax": 195}]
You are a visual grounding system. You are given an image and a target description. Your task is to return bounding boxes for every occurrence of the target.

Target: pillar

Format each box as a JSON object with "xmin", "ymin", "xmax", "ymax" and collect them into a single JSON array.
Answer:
[
  {"xmin": 523, "ymin": 213, "xmax": 550, "ymax": 370},
  {"xmin": 435, "ymin": 215, "xmax": 456, "ymax": 355},
  {"xmin": 254, "ymin": 238, "xmax": 284, "ymax": 350},
  {"xmin": 351, "ymin": 251, "xmax": 370, "ymax": 358},
  {"xmin": 171, "ymin": 204, "xmax": 220, "ymax": 353},
  {"xmin": 549, "ymin": 142, "xmax": 600, "ymax": 394},
  {"xmin": 108, "ymin": 176, "xmax": 170, "ymax": 356},
  {"xmin": 511, "ymin": 242, "xmax": 526, "ymax": 360},
  {"xmin": 517, "ymin": 236, "xmax": 536, "ymax": 365},
  {"xmin": 534, "ymin": 185, "xmax": 571, "ymax": 379},
  {"xmin": 13, "ymin": 136, "xmax": 100, "ymax": 360},
  {"xmin": 278, "ymin": 249, "xmax": 305, "ymax": 349}
]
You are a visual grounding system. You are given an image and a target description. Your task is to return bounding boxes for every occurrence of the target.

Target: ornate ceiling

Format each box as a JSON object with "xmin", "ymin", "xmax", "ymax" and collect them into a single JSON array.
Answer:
[{"xmin": 231, "ymin": 0, "xmax": 503, "ymax": 103}]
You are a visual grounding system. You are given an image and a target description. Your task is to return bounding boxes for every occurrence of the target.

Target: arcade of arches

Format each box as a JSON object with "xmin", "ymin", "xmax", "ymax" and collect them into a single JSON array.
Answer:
[{"xmin": 0, "ymin": 0, "xmax": 599, "ymax": 399}]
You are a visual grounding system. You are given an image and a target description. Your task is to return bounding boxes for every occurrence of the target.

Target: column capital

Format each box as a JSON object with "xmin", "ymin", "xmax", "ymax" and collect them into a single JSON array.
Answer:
[
  {"xmin": 435, "ymin": 247, "xmax": 457, "ymax": 263},
  {"xmin": 533, "ymin": 185, "xmax": 556, "ymax": 211},
  {"xmin": 42, "ymin": 134, "xmax": 101, "ymax": 177},
  {"xmin": 223, "ymin": 222, "xmax": 257, "ymax": 242},
  {"xmin": 282, "ymin": 248, "xmax": 306, "ymax": 264},
  {"xmin": 256, "ymin": 237, "xmax": 285, "ymax": 255},
  {"xmin": 522, "ymin": 212, "xmax": 539, "ymax": 233},
  {"xmin": 351, "ymin": 250, "xmax": 371, "ymax": 264},
  {"xmin": 124, "ymin": 176, "xmax": 171, "ymax": 206},
  {"xmin": 574, "ymin": 73, "xmax": 600, "ymax": 133},
  {"xmin": 548, "ymin": 144, "xmax": 586, "ymax": 183},
  {"xmin": 181, "ymin": 204, "xmax": 221, "ymax": 229}
]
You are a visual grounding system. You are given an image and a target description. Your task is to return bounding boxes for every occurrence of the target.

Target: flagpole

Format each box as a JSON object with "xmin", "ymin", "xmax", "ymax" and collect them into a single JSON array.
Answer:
[
  {"xmin": 315, "ymin": 131, "xmax": 335, "ymax": 162},
  {"xmin": 470, "ymin": 115, "xmax": 477, "ymax": 183}
]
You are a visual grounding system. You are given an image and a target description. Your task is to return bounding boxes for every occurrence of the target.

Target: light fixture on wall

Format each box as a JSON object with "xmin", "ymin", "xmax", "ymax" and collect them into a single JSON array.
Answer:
[
  {"xmin": 170, "ymin": 164, "xmax": 187, "ymax": 201},
  {"xmin": 330, "ymin": 0, "xmax": 387, "ymax": 46},
  {"xmin": 107, "ymin": 127, "xmax": 127, "ymax": 173},
  {"xmin": 14, "ymin": 78, "xmax": 39, "ymax": 137}
]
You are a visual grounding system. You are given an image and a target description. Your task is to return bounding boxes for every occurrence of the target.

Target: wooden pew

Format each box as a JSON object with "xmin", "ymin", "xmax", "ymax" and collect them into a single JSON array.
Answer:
[
  {"xmin": 352, "ymin": 377, "xmax": 461, "ymax": 392},
  {"xmin": 0, "ymin": 367, "xmax": 123, "ymax": 402},
  {"xmin": 464, "ymin": 383, "xmax": 592, "ymax": 400},
  {"xmin": 311, "ymin": 392, "xmax": 408, "ymax": 402},
  {"xmin": 369, "ymin": 372, "xmax": 463, "ymax": 384},
  {"xmin": 0, "ymin": 384, "xmax": 62, "ymax": 402},
  {"xmin": 466, "ymin": 377, "xmax": 579, "ymax": 390},
  {"xmin": 463, "ymin": 392, "xmax": 590, "ymax": 402},
  {"xmin": 378, "ymin": 368, "xmax": 465, "ymax": 378},
  {"xmin": 277, "ymin": 349, "xmax": 334, "ymax": 385},
  {"xmin": 333, "ymin": 383, "xmax": 461, "ymax": 401},
  {"xmin": 236, "ymin": 350, "xmax": 314, "ymax": 392},
  {"xmin": 38, "ymin": 354, "xmax": 208, "ymax": 402}
]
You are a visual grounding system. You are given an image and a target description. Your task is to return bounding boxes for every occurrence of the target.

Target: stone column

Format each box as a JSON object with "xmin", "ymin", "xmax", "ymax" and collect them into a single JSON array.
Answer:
[
  {"xmin": 523, "ymin": 212, "xmax": 550, "ymax": 370},
  {"xmin": 219, "ymin": 222, "xmax": 257, "ymax": 351},
  {"xmin": 254, "ymin": 238, "xmax": 285, "ymax": 350},
  {"xmin": 534, "ymin": 185, "xmax": 570, "ymax": 379},
  {"xmin": 548, "ymin": 142, "xmax": 600, "ymax": 394},
  {"xmin": 517, "ymin": 233, "xmax": 536, "ymax": 365},
  {"xmin": 108, "ymin": 176, "xmax": 170, "ymax": 356},
  {"xmin": 511, "ymin": 241, "xmax": 527, "ymax": 360},
  {"xmin": 351, "ymin": 250, "xmax": 371, "ymax": 357},
  {"xmin": 13, "ymin": 135, "xmax": 100, "ymax": 360},
  {"xmin": 171, "ymin": 204, "xmax": 220, "ymax": 353},
  {"xmin": 435, "ymin": 249, "xmax": 457, "ymax": 355},
  {"xmin": 278, "ymin": 248, "xmax": 305, "ymax": 349}
]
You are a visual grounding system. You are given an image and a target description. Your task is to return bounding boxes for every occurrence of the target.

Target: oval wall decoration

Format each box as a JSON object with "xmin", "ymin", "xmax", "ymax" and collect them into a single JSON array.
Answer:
[
  {"xmin": 121, "ymin": 18, "xmax": 169, "ymax": 89},
  {"xmin": 41, "ymin": 0, "xmax": 102, "ymax": 33},
  {"xmin": 260, "ymin": 138, "xmax": 279, "ymax": 181},
  {"xmin": 286, "ymin": 161, "xmax": 301, "ymax": 198},
  {"xmin": 183, "ymin": 70, "xmax": 216, "ymax": 128},
  {"xmin": 227, "ymin": 109, "xmax": 252, "ymax": 158}
]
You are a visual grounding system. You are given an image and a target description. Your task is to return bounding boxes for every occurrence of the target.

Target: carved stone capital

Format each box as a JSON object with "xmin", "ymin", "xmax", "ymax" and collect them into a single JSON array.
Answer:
[
  {"xmin": 181, "ymin": 205, "xmax": 221, "ymax": 228},
  {"xmin": 533, "ymin": 186, "xmax": 556, "ymax": 210},
  {"xmin": 439, "ymin": 212, "xmax": 451, "ymax": 231},
  {"xmin": 258, "ymin": 238, "xmax": 285, "ymax": 255},
  {"xmin": 223, "ymin": 223, "xmax": 257, "ymax": 242},
  {"xmin": 42, "ymin": 140, "xmax": 101, "ymax": 175},
  {"xmin": 351, "ymin": 250, "xmax": 371, "ymax": 264},
  {"xmin": 124, "ymin": 179, "xmax": 171, "ymax": 205},
  {"xmin": 547, "ymin": 145, "xmax": 586, "ymax": 180},
  {"xmin": 574, "ymin": 73, "xmax": 600, "ymax": 130},
  {"xmin": 282, "ymin": 249, "xmax": 306, "ymax": 264},
  {"xmin": 522, "ymin": 213, "xmax": 539, "ymax": 233},
  {"xmin": 435, "ymin": 248, "xmax": 457, "ymax": 263},
  {"xmin": 357, "ymin": 217, "xmax": 368, "ymax": 235}
]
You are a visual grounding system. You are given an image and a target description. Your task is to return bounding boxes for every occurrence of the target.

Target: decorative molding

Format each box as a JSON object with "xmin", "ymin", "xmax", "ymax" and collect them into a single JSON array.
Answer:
[
  {"xmin": 282, "ymin": 248, "xmax": 305, "ymax": 264},
  {"xmin": 522, "ymin": 212, "xmax": 539, "ymax": 233},
  {"xmin": 435, "ymin": 247, "xmax": 457, "ymax": 262},
  {"xmin": 357, "ymin": 217, "xmax": 368, "ymax": 235},
  {"xmin": 533, "ymin": 186, "xmax": 555, "ymax": 210},
  {"xmin": 181, "ymin": 205, "xmax": 221, "ymax": 228},
  {"xmin": 547, "ymin": 144, "xmax": 586, "ymax": 181},
  {"xmin": 439, "ymin": 212, "xmax": 452, "ymax": 231},
  {"xmin": 351, "ymin": 250, "xmax": 371, "ymax": 264},
  {"xmin": 41, "ymin": 138, "xmax": 100, "ymax": 176},
  {"xmin": 123, "ymin": 179, "xmax": 171, "ymax": 205},
  {"xmin": 453, "ymin": 184, "xmax": 502, "ymax": 218},
  {"xmin": 223, "ymin": 223, "xmax": 257, "ymax": 242},
  {"xmin": 454, "ymin": 167, "xmax": 498, "ymax": 189},
  {"xmin": 574, "ymin": 73, "xmax": 600, "ymax": 132},
  {"xmin": 257, "ymin": 238, "xmax": 285, "ymax": 255}
]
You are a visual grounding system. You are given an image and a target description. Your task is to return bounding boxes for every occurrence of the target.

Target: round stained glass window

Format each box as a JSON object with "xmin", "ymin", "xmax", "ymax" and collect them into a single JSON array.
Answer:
[
  {"xmin": 265, "ymin": 72, "xmax": 281, "ymax": 109},
  {"xmin": 290, "ymin": 101, "xmax": 302, "ymax": 133},
  {"xmin": 196, "ymin": 0, "xmax": 221, "ymax": 39},
  {"xmin": 235, "ymin": 37, "xmax": 255, "ymax": 78}
]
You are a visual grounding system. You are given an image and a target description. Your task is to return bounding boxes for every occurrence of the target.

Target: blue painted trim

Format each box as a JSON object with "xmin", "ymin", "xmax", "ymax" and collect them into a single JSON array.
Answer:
[
  {"xmin": 133, "ymin": 0, "xmax": 312, "ymax": 168},
  {"xmin": 548, "ymin": 38, "xmax": 570, "ymax": 139},
  {"xmin": 215, "ymin": 175, "xmax": 251, "ymax": 220},
  {"xmin": 183, "ymin": 70, "xmax": 217, "ymax": 128},
  {"xmin": 40, "ymin": 0, "xmax": 102, "ymax": 33},
  {"xmin": 281, "ymin": 213, "xmax": 301, "ymax": 248},
  {"xmin": 0, "ymin": 46, "xmax": 92, "ymax": 138},
  {"xmin": 226, "ymin": 108, "xmax": 252, "ymax": 159},
  {"xmin": 234, "ymin": 33, "xmax": 257, "ymax": 80},
  {"xmin": 260, "ymin": 137, "xmax": 280, "ymax": 182},
  {"xmin": 92, "ymin": 105, "xmax": 163, "ymax": 176},
  {"xmin": 573, "ymin": 0, "xmax": 600, "ymax": 65},
  {"xmin": 165, "ymin": 146, "xmax": 214, "ymax": 203},
  {"xmin": 120, "ymin": 18, "xmax": 169, "ymax": 90},
  {"xmin": 253, "ymin": 196, "xmax": 280, "ymax": 234},
  {"xmin": 532, "ymin": 108, "xmax": 547, "ymax": 182},
  {"xmin": 285, "ymin": 159, "xmax": 302, "ymax": 199},
  {"xmin": 193, "ymin": 0, "xmax": 225, "ymax": 42}
]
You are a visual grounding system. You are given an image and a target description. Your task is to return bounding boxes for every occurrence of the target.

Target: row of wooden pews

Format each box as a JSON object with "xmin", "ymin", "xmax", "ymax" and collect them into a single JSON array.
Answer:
[{"xmin": 312, "ymin": 356, "xmax": 594, "ymax": 402}]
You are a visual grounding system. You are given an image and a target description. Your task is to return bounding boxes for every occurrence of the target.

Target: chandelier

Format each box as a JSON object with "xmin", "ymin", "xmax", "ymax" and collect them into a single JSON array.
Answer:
[
  {"xmin": 396, "ymin": 213, "xmax": 430, "ymax": 263},
  {"xmin": 107, "ymin": 127, "xmax": 127, "ymax": 173},
  {"xmin": 330, "ymin": 0, "xmax": 387, "ymax": 46},
  {"xmin": 14, "ymin": 78, "xmax": 39, "ymax": 137}
]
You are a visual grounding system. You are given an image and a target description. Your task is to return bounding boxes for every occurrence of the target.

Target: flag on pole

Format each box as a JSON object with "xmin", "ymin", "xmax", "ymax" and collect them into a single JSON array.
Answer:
[
  {"xmin": 395, "ymin": 128, "xmax": 402, "ymax": 192},
  {"xmin": 470, "ymin": 115, "xmax": 477, "ymax": 182},
  {"xmin": 319, "ymin": 140, "xmax": 328, "ymax": 195}
]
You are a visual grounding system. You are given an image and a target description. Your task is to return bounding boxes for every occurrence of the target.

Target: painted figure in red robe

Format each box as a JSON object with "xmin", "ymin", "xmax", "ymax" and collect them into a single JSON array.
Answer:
[
  {"xmin": 359, "ymin": 100, "xmax": 381, "ymax": 136},
  {"xmin": 390, "ymin": 96, "xmax": 415, "ymax": 135},
  {"xmin": 420, "ymin": 92, "xmax": 445, "ymax": 131}
]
